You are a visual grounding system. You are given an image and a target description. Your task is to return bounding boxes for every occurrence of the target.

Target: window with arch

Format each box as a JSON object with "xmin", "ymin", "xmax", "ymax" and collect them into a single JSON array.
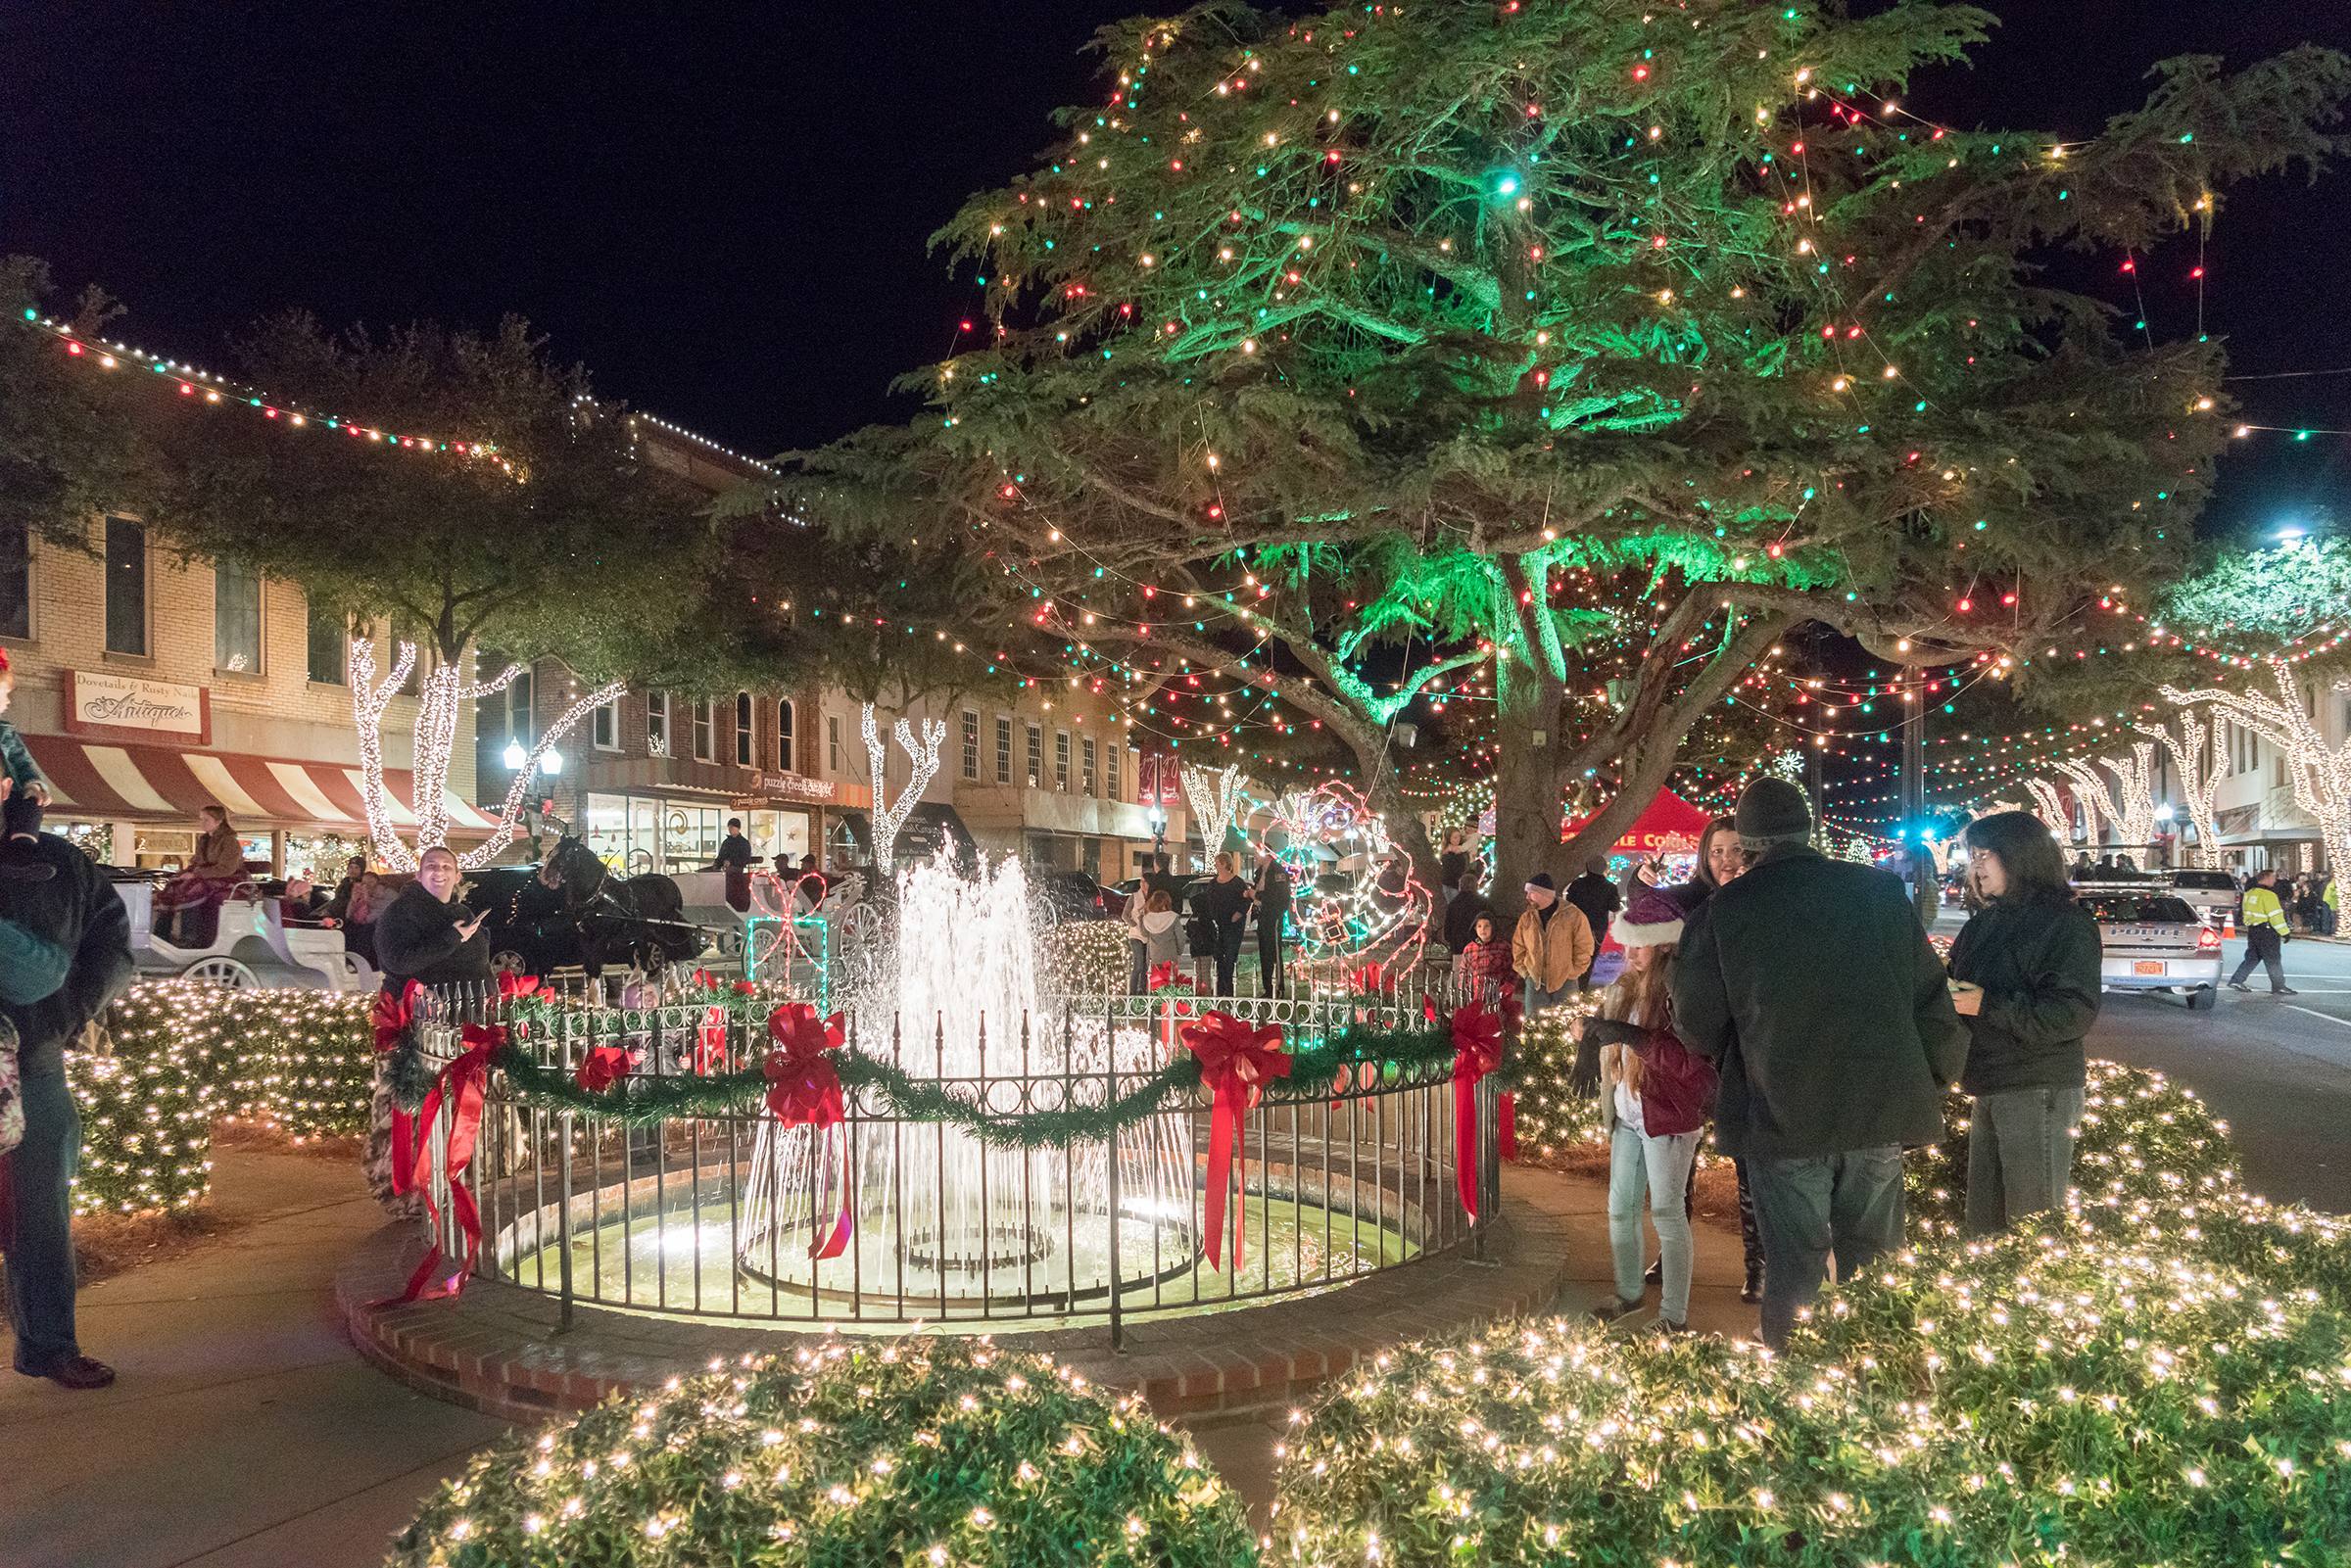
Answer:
[
  {"xmin": 777, "ymin": 699, "xmax": 794, "ymax": 773},
  {"xmin": 736, "ymin": 691, "xmax": 754, "ymax": 766}
]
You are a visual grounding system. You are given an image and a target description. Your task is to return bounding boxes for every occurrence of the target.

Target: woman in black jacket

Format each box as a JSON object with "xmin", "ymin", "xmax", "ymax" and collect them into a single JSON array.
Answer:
[
  {"xmin": 375, "ymin": 845, "xmax": 493, "ymax": 994},
  {"xmin": 1190, "ymin": 853, "xmax": 1253, "ymax": 996},
  {"xmin": 1945, "ymin": 810, "xmax": 2104, "ymax": 1239}
]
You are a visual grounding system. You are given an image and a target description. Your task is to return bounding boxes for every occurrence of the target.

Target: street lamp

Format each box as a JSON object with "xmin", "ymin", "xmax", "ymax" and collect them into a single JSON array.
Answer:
[{"xmin": 503, "ymin": 740, "xmax": 527, "ymax": 770}]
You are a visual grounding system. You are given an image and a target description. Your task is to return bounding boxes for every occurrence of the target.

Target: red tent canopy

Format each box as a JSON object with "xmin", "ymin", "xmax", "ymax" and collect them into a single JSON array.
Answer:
[{"xmin": 1561, "ymin": 788, "xmax": 1713, "ymax": 855}]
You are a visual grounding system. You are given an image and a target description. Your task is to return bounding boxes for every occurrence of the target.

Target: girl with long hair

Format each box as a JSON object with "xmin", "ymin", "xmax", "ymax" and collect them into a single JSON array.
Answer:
[{"xmin": 1573, "ymin": 886, "xmax": 1717, "ymax": 1332}]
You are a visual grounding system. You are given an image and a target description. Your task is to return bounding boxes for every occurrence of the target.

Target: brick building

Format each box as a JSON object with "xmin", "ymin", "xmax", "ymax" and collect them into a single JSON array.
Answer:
[{"xmin": 0, "ymin": 510, "xmax": 485, "ymax": 876}]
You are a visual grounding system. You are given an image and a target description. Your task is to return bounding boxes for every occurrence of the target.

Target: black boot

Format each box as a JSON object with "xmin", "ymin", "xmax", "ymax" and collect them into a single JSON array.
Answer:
[{"xmin": 1742, "ymin": 1261, "xmax": 1763, "ymax": 1305}]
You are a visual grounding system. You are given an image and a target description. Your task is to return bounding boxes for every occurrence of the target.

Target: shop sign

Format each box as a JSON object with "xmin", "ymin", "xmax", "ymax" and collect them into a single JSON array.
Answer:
[
  {"xmin": 65, "ymin": 671, "xmax": 210, "ymax": 744},
  {"xmin": 756, "ymin": 770, "xmax": 836, "ymax": 804}
]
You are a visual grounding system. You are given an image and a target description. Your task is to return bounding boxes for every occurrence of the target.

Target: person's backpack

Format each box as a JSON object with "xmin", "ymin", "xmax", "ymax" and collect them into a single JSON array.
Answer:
[{"xmin": 1635, "ymin": 1027, "xmax": 1719, "ymax": 1138}]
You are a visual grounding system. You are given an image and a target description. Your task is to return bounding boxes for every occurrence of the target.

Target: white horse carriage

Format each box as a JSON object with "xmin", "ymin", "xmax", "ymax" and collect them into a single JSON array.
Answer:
[{"xmin": 113, "ymin": 876, "xmax": 377, "ymax": 991}]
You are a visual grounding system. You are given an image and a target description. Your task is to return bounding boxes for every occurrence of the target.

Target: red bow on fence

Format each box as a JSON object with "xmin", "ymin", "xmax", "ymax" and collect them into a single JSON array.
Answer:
[
  {"xmin": 496, "ymin": 971, "xmax": 540, "ymax": 1003},
  {"xmin": 763, "ymin": 1003, "xmax": 852, "ymax": 1260},
  {"xmin": 574, "ymin": 1044, "xmax": 633, "ymax": 1094},
  {"xmin": 384, "ymin": 1022, "xmax": 505, "ymax": 1304},
  {"xmin": 1347, "ymin": 962, "xmax": 1390, "ymax": 996},
  {"xmin": 693, "ymin": 1006, "xmax": 731, "ymax": 1074},
  {"xmin": 370, "ymin": 980, "xmax": 424, "ymax": 1198},
  {"xmin": 1450, "ymin": 1004, "xmax": 1506, "ymax": 1222},
  {"xmin": 1147, "ymin": 961, "xmax": 1194, "ymax": 993},
  {"xmin": 1179, "ymin": 1010, "xmax": 1291, "ymax": 1273}
]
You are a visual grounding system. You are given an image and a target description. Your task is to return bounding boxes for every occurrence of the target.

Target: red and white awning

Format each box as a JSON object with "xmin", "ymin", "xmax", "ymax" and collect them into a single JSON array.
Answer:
[{"xmin": 24, "ymin": 736, "xmax": 498, "ymax": 835}]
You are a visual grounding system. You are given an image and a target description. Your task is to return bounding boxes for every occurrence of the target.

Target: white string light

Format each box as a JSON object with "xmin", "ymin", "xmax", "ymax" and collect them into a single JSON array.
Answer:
[
  {"xmin": 1180, "ymin": 763, "xmax": 1249, "ymax": 864},
  {"xmin": 2164, "ymin": 659, "xmax": 2351, "ymax": 881},
  {"xmin": 348, "ymin": 637, "xmax": 620, "ymax": 871},
  {"xmin": 2023, "ymin": 778, "xmax": 2072, "ymax": 839},
  {"xmin": 2059, "ymin": 744, "xmax": 2158, "ymax": 859},
  {"xmin": 862, "ymin": 703, "xmax": 947, "ymax": 871},
  {"xmin": 2135, "ymin": 715, "xmax": 2225, "ymax": 870}
]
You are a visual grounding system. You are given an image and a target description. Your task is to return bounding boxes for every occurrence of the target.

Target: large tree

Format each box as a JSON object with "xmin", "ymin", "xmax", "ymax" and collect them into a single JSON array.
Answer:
[
  {"xmin": 0, "ymin": 258, "xmax": 140, "ymax": 556},
  {"xmin": 802, "ymin": 0, "xmax": 2344, "ymax": 905}
]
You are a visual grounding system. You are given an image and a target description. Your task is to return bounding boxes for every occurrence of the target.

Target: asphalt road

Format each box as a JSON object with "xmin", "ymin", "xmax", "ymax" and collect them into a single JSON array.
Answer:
[{"xmin": 1938, "ymin": 906, "xmax": 2351, "ymax": 1215}]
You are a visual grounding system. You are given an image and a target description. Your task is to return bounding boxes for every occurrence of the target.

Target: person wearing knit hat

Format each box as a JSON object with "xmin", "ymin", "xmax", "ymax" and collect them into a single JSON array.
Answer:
[
  {"xmin": 1511, "ymin": 870, "xmax": 1594, "ymax": 1018},
  {"xmin": 0, "ymin": 648, "xmax": 54, "ymax": 882},
  {"xmin": 1573, "ymin": 885, "xmax": 1715, "ymax": 1333},
  {"xmin": 1669, "ymin": 777, "xmax": 1969, "ymax": 1352}
]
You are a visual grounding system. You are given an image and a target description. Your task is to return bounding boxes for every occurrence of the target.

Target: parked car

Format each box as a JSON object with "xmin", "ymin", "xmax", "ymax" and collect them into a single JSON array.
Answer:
[
  {"xmin": 2166, "ymin": 869, "xmax": 2241, "ymax": 929},
  {"xmin": 1032, "ymin": 870, "xmax": 1113, "ymax": 924},
  {"xmin": 2080, "ymin": 890, "xmax": 2222, "ymax": 1010}
]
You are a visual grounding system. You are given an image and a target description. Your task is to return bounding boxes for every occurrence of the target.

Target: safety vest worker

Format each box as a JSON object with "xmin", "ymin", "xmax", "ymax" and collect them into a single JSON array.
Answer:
[{"xmin": 2243, "ymin": 881, "xmax": 2290, "ymax": 937}]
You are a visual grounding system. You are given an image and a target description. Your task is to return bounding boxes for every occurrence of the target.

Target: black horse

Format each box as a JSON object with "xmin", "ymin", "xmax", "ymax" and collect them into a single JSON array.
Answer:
[{"xmin": 467, "ymin": 832, "xmax": 706, "ymax": 979}]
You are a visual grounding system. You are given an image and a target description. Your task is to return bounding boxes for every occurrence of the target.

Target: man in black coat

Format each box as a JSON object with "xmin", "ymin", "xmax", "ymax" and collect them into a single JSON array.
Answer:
[
  {"xmin": 375, "ymin": 846, "xmax": 492, "ymax": 994},
  {"xmin": 2, "ymin": 833, "xmax": 136, "ymax": 1388},
  {"xmin": 1672, "ymin": 779, "xmax": 1968, "ymax": 1350},
  {"xmin": 1442, "ymin": 861, "xmax": 1493, "ymax": 954},
  {"xmin": 1562, "ymin": 857, "xmax": 1619, "ymax": 985}
]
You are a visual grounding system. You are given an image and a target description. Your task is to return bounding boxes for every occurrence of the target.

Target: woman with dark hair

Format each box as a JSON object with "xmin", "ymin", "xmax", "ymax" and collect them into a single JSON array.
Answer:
[{"xmin": 1945, "ymin": 810, "xmax": 2102, "ymax": 1238}]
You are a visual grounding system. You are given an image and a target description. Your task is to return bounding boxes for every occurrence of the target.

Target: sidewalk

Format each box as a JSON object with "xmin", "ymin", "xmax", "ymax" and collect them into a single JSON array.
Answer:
[
  {"xmin": 2, "ymin": 1146, "xmax": 1758, "ymax": 1564},
  {"xmin": 0, "ymin": 1151, "xmax": 506, "ymax": 1568}
]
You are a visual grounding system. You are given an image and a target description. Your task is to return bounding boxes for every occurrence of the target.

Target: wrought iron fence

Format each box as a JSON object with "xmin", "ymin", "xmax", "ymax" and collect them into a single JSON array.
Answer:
[{"xmin": 408, "ymin": 976, "xmax": 1503, "ymax": 1347}]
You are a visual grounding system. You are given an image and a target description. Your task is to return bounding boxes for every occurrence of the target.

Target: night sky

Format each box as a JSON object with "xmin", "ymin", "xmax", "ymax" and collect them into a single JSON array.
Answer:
[{"xmin": 7, "ymin": 0, "xmax": 2351, "ymax": 531}]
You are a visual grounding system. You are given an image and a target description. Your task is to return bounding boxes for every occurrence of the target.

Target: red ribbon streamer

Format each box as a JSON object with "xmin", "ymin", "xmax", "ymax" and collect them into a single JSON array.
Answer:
[
  {"xmin": 1179, "ymin": 1010, "xmax": 1290, "ymax": 1273},
  {"xmin": 385, "ymin": 1022, "xmax": 504, "ymax": 1303},
  {"xmin": 370, "ymin": 980, "xmax": 423, "ymax": 1198},
  {"xmin": 763, "ymin": 1003, "xmax": 851, "ymax": 1260},
  {"xmin": 1451, "ymin": 1004, "xmax": 1505, "ymax": 1221}
]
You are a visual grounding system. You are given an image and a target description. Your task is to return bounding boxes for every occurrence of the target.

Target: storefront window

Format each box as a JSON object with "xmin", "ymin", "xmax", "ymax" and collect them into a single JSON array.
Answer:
[
  {"xmin": 744, "ymin": 808, "xmax": 811, "ymax": 870},
  {"xmin": 664, "ymin": 803, "xmax": 723, "ymax": 870}
]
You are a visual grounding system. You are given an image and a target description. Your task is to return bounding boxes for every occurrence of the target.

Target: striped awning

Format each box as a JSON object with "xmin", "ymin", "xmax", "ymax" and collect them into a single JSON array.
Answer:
[{"xmin": 24, "ymin": 736, "xmax": 498, "ymax": 835}]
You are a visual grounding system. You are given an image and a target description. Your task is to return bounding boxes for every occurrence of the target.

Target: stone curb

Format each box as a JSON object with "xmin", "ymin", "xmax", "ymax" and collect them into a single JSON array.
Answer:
[{"xmin": 336, "ymin": 1191, "xmax": 1569, "ymax": 1429}]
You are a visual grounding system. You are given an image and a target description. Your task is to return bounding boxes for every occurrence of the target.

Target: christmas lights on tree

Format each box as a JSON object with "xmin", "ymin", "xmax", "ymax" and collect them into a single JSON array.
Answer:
[
  {"xmin": 862, "ymin": 702, "xmax": 946, "ymax": 871},
  {"xmin": 2136, "ymin": 715, "xmax": 2225, "ymax": 870},
  {"xmin": 1178, "ymin": 763, "xmax": 1249, "ymax": 863},
  {"xmin": 349, "ymin": 638, "xmax": 619, "ymax": 870},
  {"xmin": 2163, "ymin": 659, "xmax": 2351, "ymax": 880}
]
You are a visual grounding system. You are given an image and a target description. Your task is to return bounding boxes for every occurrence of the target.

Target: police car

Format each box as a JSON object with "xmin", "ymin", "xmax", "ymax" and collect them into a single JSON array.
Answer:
[{"xmin": 2077, "ymin": 888, "xmax": 2223, "ymax": 1010}]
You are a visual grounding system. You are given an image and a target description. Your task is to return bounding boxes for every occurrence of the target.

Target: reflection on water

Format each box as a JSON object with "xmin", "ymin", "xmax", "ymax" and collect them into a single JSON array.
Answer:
[{"xmin": 513, "ymin": 1190, "xmax": 1417, "ymax": 1322}]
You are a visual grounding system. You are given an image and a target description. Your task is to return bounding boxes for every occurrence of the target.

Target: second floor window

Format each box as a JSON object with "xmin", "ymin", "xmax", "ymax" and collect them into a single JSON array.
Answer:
[
  {"xmin": 1055, "ymin": 730, "xmax": 1071, "ymax": 792},
  {"xmin": 829, "ymin": 713, "xmax": 841, "ymax": 773},
  {"xmin": 647, "ymin": 691, "xmax": 670, "ymax": 755},
  {"xmin": 777, "ymin": 699, "xmax": 794, "ymax": 772},
  {"xmin": 306, "ymin": 595, "xmax": 344, "ymax": 684},
  {"xmin": 506, "ymin": 672, "xmax": 535, "ymax": 750},
  {"xmin": 105, "ymin": 517, "xmax": 145, "ymax": 656},
  {"xmin": 962, "ymin": 709, "xmax": 980, "ymax": 780},
  {"xmin": 693, "ymin": 698, "xmax": 714, "ymax": 761},
  {"xmin": 736, "ymin": 691, "xmax": 754, "ymax": 766},
  {"xmin": 1081, "ymin": 736, "xmax": 1096, "ymax": 797},
  {"xmin": 215, "ymin": 558, "xmax": 261, "ymax": 673},
  {"xmin": 1108, "ymin": 741, "xmax": 1121, "ymax": 802},
  {"xmin": 593, "ymin": 695, "xmax": 618, "ymax": 750},
  {"xmin": 1026, "ymin": 723, "xmax": 1042, "ymax": 787},
  {"xmin": 994, "ymin": 716, "xmax": 1013, "ymax": 784}
]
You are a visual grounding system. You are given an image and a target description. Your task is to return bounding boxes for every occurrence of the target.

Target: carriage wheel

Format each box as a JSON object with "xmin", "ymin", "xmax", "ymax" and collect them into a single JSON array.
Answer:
[
  {"xmin": 491, "ymin": 950, "xmax": 528, "ymax": 974},
  {"xmin": 183, "ymin": 956, "xmax": 260, "ymax": 989}
]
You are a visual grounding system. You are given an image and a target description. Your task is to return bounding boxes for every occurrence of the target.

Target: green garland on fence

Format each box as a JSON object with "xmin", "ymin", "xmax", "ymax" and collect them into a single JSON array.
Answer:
[{"xmin": 486, "ymin": 1016, "xmax": 1485, "ymax": 1148}]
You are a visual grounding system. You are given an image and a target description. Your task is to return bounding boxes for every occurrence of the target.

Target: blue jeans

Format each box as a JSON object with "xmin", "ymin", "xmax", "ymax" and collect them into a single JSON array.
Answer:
[
  {"xmin": 3, "ymin": 1052, "xmax": 84, "ymax": 1371},
  {"xmin": 1607, "ymin": 1123, "xmax": 1702, "ymax": 1323},
  {"xmin": 1523, "ymin": 979, "xmax": 1575, "ymax": 1015},
  {"xmin": 1966, "ymin": 1084, "xmax": 2084, "ymax": 1239},
  {"xmin": 1746, "ymin": 1146, "xmax": 1906, "ymax": 1352}
]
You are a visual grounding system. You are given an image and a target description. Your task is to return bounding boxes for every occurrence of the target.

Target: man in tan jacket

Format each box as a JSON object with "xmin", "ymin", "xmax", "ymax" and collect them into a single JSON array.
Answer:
[{"xmin": 1511, "ymin": 872, "xmax": 1595, "ymax": 1016}]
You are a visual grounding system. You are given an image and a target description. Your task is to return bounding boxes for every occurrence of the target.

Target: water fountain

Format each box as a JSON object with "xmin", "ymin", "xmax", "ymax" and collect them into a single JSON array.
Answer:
[{"xmin": 735, "ymin": 854, "xmax": 1201, "ymax": 1314}]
